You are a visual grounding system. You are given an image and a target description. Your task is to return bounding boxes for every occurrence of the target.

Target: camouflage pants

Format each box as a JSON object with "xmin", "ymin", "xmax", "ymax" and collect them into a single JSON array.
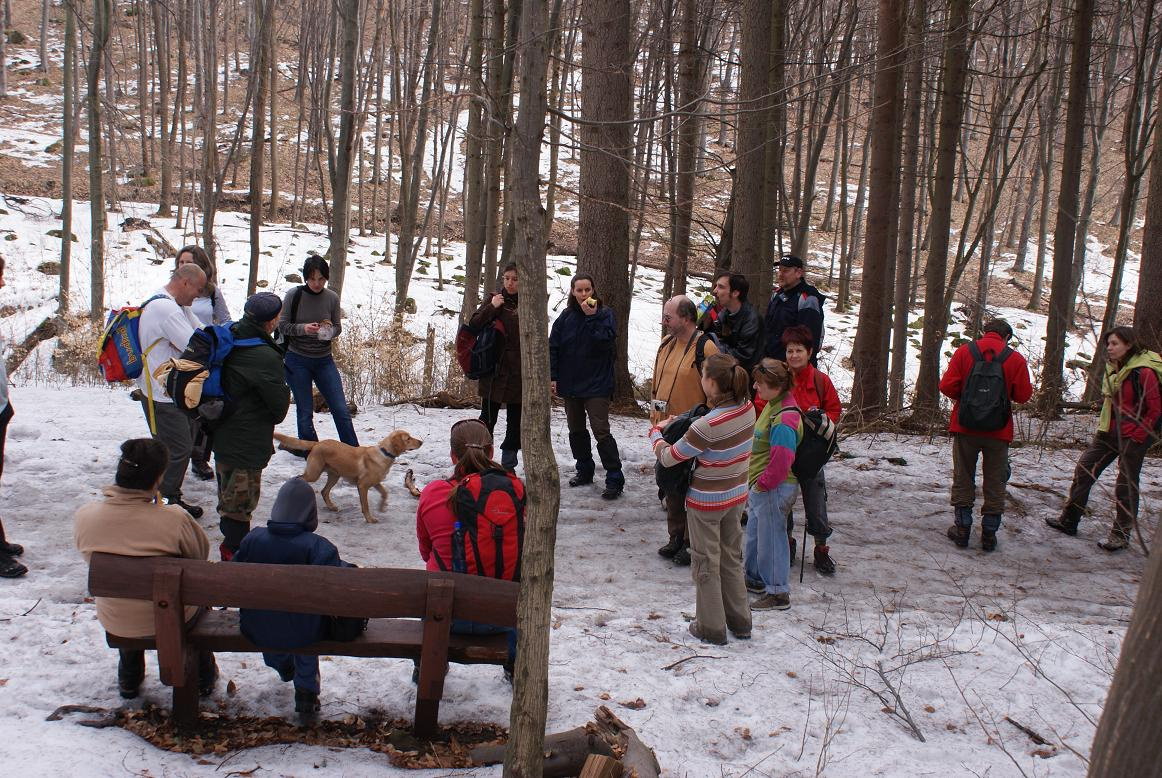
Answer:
[{"xmin": 216, "ymin": 463, "xmax": 263, "ymax": 552}]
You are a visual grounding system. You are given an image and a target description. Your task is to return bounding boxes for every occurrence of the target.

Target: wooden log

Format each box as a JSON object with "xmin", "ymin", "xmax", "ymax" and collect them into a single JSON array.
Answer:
[
  {"xmin": 591, "ymin": 705, "xmax": 661, "ymax": 778},
  {"xmin": 580, "ymin": 754, "xmax": 623, "ymax": 778}
]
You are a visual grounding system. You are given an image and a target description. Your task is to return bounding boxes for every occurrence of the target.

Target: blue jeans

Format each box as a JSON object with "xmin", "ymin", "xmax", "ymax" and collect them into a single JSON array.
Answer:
[
  {"xmin": 284, "ymin": 351, "xmax": 358, "ymax": 446},
  {"xmin": 745, "ymin": 483, "xmax": 797, "ymax": 595},
  {"xmin": 263, "ymin": 652, "xmax": 320, "ymax": 693}
]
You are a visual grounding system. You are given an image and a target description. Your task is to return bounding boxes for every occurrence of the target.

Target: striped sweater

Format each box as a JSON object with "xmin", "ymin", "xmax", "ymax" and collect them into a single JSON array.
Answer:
[{"xmin": 650, "ymin": 400, "xmax": 756, "ymax": 512}]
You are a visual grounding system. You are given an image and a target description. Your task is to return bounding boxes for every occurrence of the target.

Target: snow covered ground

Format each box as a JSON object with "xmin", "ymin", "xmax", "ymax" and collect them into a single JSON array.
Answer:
[{"xmin": 0, "ymin": 193, "xmax": 1154, "ymax": 775}]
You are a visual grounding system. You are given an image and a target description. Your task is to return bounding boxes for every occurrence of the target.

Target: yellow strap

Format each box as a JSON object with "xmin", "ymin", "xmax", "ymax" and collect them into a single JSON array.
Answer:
[{"xmin": 141, "ymin": 338, "xmax": 166, "ymax": 437}]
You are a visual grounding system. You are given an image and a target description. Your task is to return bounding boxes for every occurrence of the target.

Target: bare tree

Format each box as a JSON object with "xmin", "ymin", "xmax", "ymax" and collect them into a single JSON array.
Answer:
[
  {"xmin": 87, "ymin": 0, "xmax": 113, "ymax": 321},
  {"xmin": 1135, "ymin": 124, "xmax": 1162, "ymax": 351},
  {"xmin": 326, "ymin": 0, "xmax": 361, "ymax": 298},
  {"xmin": 61, "ymin": 0, "xmax": 78, "ymax": 316}
]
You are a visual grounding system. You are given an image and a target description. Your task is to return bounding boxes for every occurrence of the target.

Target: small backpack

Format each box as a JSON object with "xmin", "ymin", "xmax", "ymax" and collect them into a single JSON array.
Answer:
[
  {"xmin": 789, "ymin": 407, "xmax": 839, "ymax": 481},
  {"xmin": 96, "ymin": 294, "xmax": 167, "ymax": 382},
  {"xmin": 957, "ymin": 342, "xmax": 1012, "ymax": 432},
  {"xmin": 153, "ymin": 324, "xmax": 265, "ymax": 424},
  {"xmin": 456, "ymin": 320, "xmax": 507, "ymax": 380},
  {"xmin": 436, "ymin": 469, "xmax": 526, "ymax": 580},
  {"xmin": 1124, "ymin": 360, "xmax": 1162, "ymax": 438},
  {"xmin": 654, "ymin": 404, "xmax": 711, "ymax": 494}
]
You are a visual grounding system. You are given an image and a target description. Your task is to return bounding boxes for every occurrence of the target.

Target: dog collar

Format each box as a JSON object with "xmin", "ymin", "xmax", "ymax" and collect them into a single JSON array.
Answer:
[{"xmin": 379, "ymin": 447, "xmax": 397, "ymax": 460}]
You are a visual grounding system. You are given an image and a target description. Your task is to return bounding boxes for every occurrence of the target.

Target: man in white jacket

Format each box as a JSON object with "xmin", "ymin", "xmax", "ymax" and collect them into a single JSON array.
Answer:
[{"xmin": 137, "ymin": 263, "xmax": 206, "ymax": 517}]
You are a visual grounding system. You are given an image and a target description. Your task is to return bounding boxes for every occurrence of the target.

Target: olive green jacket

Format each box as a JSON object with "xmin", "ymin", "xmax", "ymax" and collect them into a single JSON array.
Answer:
[{"xmin": 212, "ymin": 317, "xmax": 290, "ymax": 469}]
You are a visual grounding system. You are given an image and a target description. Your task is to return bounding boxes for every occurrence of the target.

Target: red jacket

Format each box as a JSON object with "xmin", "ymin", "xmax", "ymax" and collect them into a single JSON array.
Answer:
[
  {"xmin": 416, "ymin": 472, "xmax": 525, "ymax": 578},
  {"xmin": 939, "ymin": 332, "xmax": 1033, "ymax": 442},
  {"xmin": 790, "ymin": 364, "xmax": 842, "ymax": 422}
]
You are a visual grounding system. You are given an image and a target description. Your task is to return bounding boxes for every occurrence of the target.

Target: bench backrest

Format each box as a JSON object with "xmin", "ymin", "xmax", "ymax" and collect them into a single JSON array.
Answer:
[{"xmin": 87, "ymin": 553, "xmax": 520, "ymax": 628}]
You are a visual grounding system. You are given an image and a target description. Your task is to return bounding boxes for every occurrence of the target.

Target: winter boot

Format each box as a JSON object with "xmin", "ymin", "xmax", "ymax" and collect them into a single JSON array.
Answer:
[
  {"xmin": 658, "ymin": 536, "xmax": 683, "ymax": 558},
  {"xmin": 0, "ymin": 554, "xmax": 27, "ymax": 578},
  {"xmin": 601, "ymin": 470, "xmax": 625, "ymax": 500},
  {"xmin": 1098, "ymin": 531, "xmax": 1130, "ymax": 552},
  {"xmin": 568, "ymin": 469, "xmax": 594, "ymax": 488},
  {"xmin": 294, "ymin": 688, "xmax": 321, "ymax": 715},
  {"xmin": 1046, "ymin": 504, "xmax": 1082, "ymax": 536},
  {"xmin": 0, "ymin": 523, "xmax": 24, "ymax": 556},
  {"xmin": 500, "ymin": 448, "xmax": 518, "ymax": 473},
  {"xmin": 165, "ymin": 495, "xmax": 204, "ymax": 519},
  {"xmin": 118, "ymin": 650, "xmax": 146, "ymax": 699},
  {"xmin": 946, "ymin": 506, "xmax": 972, "ymax": 548},
  {"xmin": 568, "ymin": 431, "xmax": 594, "ymax": 486},
  {"xmin": 813, "ymin": 543, "xmax": 836, "ymax": 574},
  {"xmin": 672, "ymin": 544, "xmax": 692, "ymax": 566},
  {"xmin": 981, "ymin": 514, "xmax": 1001, "ymax": 552},
  {"xmin": 190, "ymin": 460, "xmax": 215, "ymax": 481}
]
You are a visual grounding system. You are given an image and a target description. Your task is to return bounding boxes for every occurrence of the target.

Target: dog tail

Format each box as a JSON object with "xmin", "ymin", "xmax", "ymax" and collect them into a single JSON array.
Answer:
[{"xmin": 274, "ymin": 432, "xmax": 317, "ymax": 453}]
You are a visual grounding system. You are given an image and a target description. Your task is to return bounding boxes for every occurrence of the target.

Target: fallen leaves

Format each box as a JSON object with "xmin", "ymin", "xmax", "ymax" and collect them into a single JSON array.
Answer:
[{"xmin": 618, "ymin": 698, "xmax": 647, "ymax": 710}]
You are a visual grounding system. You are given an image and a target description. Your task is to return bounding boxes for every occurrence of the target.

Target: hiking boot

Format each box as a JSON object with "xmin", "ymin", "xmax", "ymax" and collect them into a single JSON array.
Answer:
[
  {"xmin": 745, "ymin": 576, "xmax": 764, "ymax": 594},
  {"xmin": 688, "ymin": 620, "xmax": 727, "ymax": 645},
  {"xmin": 1046, "ymin": 506, "xmax": 1081, "ymax": 536},
  {"xmin": 946, "ymin": 524, "xmax": 970, "ymax": 548},
  {"xmin": 0, "ymin": 535, "xmax": 24, "ymax": 556},
  {"xmin": 813, "ymin": 544, "xmax": 836, "ymax": 575},
  {"xmin": 190, "ymin": 460, "xmax": 215, "ymax": 481},
  {"xmin": 568, "ymin": 473, "xmax": 594, "ymax": 487},
  {"xmin": 601, "ymin": 484, "xmax": 623, "ymax": 500},
  {"xmin": 788, "ymin": 535, "xmax": 797, "ymax": 564},
  {"xmin": 752, "ymin": 592, "xmax": 791, "ymax": 611},
  {"xmin": 731, "ymin": 627, "xmax": 752, "ymax": 640},
  {"xmin": 118, "ymin": 651, "xmax": 145, "ymax": 699},
  {"xmin": 981, "ymin": 530, "xmax": 998, "ymax": 552},
  {"xmin": 672, "ymin": 545, "xmax": 691, "ymax": 566},
  {"xmin": 500, "ymin": 449, "xmax": 518, "ymax": 472},
  {"xmin": 0, "ymin": 554, "xmax": 28, "ymax": 578},
  {"xmin": 294, "ymin": 689, "xmax": 321, "ymax": 715},
  {"xmin": 657, "ymin": 536, "xmax": 683, "ymax": 558},
  {"xmin": 1098, "ymin": 534, "xmax": 1129, "ymax": 552},
  {"xmin": 165, "ymin": 496, "xmax": 204, "ymax": 520}
]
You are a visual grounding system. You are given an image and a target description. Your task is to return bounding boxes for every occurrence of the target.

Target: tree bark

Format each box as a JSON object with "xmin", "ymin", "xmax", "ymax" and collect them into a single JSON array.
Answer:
[
  {"xmin": 1039, "ymin": 0, "xmax": 1095, "ymax": 413},
  {"xmin": 502, "ymin": 0, "xmax": 559, "ymax": 774},
  {"xmin": 60, "ymin": 0, "xmax": 77, "ymax": 316},
  {"xmin": 327, "ymin": 0, "xmax": 361, "ymax": 299},
  {"xmin": 1135, "ymin": 127, "xmax": 1162, "ymax": 351},
  {"xmin": 461, "ymin": 0, "xmax": 487, "ymax": 321},
  {"xmin": 248, "ymin": 0, "xmax": 272, "ymax": 297},
  {"xmin": 87, "ymin": 0, "xmax": 113, "ymax": 321},
  {"xmin": 731, "ymin": 0, "xmax": 773, "ymax": 287}
]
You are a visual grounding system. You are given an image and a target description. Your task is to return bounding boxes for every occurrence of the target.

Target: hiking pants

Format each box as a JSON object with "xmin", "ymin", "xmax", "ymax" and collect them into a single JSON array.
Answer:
[
  {"xmin": 686, "ymin": 502, "xmax": 751, "ymax": 643},
  {"xmin": 663, "ymin": 487, "xmax": 689, "ymax": 544},
  {"xmin": 746, "ymin": 484, "xmax": 797, "ymax": 595},
  {"xmin": 140, "ymin": 399, "xmax": 193, "ymax": 500},
  {"xmin": 951, "ymin": 433, "xmax": 1011, "ymax": 516},
  {"xmin": 480, "ymin": 398, "xmax": 522, "ymax": 454},
  {"xmin": 1067, "ymin": 431, "xmax": 1149, "ymax": 540},
  {"xmin": 564, "ymin": 396, "xmax": 622, "ymax": 485},
  {"xmin": 787, "ymin": 469, "xmax": 832, "ymax": 542},
  {"xmin": 216, "ymin": 463, "xmax": 263, "ymax": 552},
  {"xmin": 284, "ymin": 351, "xmax": 359, "ymax": 447}
]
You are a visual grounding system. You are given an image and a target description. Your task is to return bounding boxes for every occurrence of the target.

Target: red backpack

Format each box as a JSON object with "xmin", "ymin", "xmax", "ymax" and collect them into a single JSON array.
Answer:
[{"xmin": 444, "ymin": 469, "xmax": 526, "ymax": 581}]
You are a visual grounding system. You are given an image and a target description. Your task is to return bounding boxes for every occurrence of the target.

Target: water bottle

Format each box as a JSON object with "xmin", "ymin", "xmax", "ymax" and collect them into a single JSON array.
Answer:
[
  {"xmin": 451, "ymin": 521, "xmax": 468, "ymax": 573},
  {"xmin": 696, "ymin": 293, "xmax": 715, "ymax": 321}
]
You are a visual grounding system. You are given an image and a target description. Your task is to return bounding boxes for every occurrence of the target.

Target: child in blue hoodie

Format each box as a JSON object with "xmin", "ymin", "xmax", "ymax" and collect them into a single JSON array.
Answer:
[{"xmin": 234, "ymin": 476, "xmax": 349, "ymax": 716}]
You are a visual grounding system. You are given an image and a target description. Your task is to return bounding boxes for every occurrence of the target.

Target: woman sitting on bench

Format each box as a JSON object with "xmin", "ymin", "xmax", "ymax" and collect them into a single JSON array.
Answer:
[
  {"xmin": 74, "ymin": 438, "xmax": 218, "ymax": 699},
  {"xmin": 416, "ymin": 418, "xmax": 524, "ymax": 681}
]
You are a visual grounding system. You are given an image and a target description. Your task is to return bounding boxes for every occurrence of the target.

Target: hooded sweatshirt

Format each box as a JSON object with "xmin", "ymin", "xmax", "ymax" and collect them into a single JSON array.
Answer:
[
  {"xmin": 1099, "ymin": 349, "xmax": 1162, "ymax": 442},
  {"xmin": 234, "ymin": 477, "xmax": 347, "ymax": 649}
]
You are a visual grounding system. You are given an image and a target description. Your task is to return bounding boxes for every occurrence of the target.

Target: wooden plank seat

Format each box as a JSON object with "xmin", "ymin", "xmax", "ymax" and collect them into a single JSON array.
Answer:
[{"xmin": 87, "ymin": 553, "xmax": 520, "ymax": 737}]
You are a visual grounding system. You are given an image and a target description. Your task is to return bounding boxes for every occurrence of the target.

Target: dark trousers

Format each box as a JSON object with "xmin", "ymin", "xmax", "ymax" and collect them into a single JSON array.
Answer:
[
  {"xmin": 563, "ymin": 396, "xmax": 622, "ymax": 485},
  {"xmin": 480, "ymin": 397, "xmax": 522, "ymax": 452},
  {"xmin": 663, "ymin": 488, "xmax": 689, "ymax": 544},
  {"xmin": 786, "ymin": 469, "xmax": 833, "ymax": 542},
  {"xmin": 263, "ymin": 652, "xmax": 321, "ymax": 693},
  {"xmin": 190, "ymin": 419, "xmax": 212, "ymax": 466},
  {"xmin": 1067, "ymin": 431, "xmax": 1150, "ymax": 540},
  {"xmin": 951, "ymin": 433, "xmax": 1011, "ymax": 516},
  {"xmin": 284, "ymin": 351, "xmax": 359, "ymax": 447},
  {"xmin": 140, "ymin": 399, "xmax": 192, "ymax": 499},
  {"xmin": 0, "ymin": 403, "xmax": 12, "ymax": 550},
  {"xmin": 118, "ymin": 648, "xmax": 216, "ymax": 689}
]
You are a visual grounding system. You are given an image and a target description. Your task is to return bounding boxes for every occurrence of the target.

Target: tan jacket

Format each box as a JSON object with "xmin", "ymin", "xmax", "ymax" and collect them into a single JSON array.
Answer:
[
  {"xmin": 74, "ymin": 485, "xmax": 210, "ymax": 638},
  {"xmin": 651, "ymin": 331, "xmax": 719, "ymax": 425}
]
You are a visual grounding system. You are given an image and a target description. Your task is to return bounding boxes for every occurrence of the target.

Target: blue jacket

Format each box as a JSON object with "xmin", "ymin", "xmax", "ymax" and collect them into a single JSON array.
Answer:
[
  {"xmin": 549, "ymin": 304, "xmax": 617, "ymax": 398},
  {"xmin": 234, "ymin": 477, "xmax": 347, "ymax": 649},
  {"xmin": 764, "ymin": 279, "xmax": 825, "ymax": 364}
]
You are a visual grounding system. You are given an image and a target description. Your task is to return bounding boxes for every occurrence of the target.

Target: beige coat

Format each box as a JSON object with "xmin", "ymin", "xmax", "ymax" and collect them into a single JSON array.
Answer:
[
  {"xmin": 74, "ymin": 485, "xmax": 210, "ymax": 638},
  {"xmin": 650, "ymin": 331, "xmax": 719, "ymax": 425}
]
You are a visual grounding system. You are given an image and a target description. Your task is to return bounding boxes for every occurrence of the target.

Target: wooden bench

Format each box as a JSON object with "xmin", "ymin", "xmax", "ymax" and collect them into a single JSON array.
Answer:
[{"xmin": 86, "ymin": 553, "xmax": 520, "ymax": 737}]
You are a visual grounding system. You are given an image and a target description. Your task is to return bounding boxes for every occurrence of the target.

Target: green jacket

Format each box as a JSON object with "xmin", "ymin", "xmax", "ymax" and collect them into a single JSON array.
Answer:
[
  {"xmin": 1099, "ymin": 349, "xmax": 1162, "ymax": 434},
  {"xmin": 212, "ymin": 317, "xmax": 290, "ymax": 469}
]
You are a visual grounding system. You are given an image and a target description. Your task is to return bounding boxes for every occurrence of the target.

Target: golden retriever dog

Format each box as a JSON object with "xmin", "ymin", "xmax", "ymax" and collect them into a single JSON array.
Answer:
[{"xmin": 274, "ymin": 430, "xmax": 423, "ymax": 523}]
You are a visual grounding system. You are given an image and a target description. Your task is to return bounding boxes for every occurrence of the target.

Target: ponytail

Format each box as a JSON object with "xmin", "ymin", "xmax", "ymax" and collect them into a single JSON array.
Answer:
[{"xmin": 730, "ymin": 365, "xmax": 749, "ymax": 403}]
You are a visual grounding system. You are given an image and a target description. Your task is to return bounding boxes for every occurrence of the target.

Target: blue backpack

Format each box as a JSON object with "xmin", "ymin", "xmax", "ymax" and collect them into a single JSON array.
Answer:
[{"xmin": 157, "ymin": 325, "xmax": 265, "ymax": 424}]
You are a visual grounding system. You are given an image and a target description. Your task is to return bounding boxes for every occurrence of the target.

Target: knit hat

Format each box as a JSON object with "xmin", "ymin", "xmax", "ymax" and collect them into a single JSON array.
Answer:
[{"xmin": 244, "ymin": 291, "xmax": 283, "ymax": 323}]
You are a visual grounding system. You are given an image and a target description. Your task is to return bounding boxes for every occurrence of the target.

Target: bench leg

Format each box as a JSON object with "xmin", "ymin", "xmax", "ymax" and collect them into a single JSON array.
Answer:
[
  {"xmin": 413, "ymin": 659, "xmax": 447, "ymax": 739},
  {"xmin": 171, "ymin": 650, "xmax": 200, "ymax": 730}
]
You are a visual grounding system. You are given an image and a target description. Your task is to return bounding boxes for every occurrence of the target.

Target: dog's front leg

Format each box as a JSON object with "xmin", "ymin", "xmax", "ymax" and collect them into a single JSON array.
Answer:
[{"xmin": 358, "ymin": 484, "xmax": 378, "ymax": 524}]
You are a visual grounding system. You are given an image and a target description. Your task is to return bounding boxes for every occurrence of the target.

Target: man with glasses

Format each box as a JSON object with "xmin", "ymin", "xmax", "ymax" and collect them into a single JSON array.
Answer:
[
  {"xmin": 651, "ymin": 296, "xmax": 719, "ymax": 566},
  {"xmin": 764, "ymin": 255, "xmax": 825, "ymax": 366}
]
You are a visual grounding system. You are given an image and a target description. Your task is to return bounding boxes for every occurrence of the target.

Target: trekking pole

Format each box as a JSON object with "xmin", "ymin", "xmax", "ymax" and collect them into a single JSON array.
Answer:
[{"xmin": 799, "ymin": 515, "xmax": 808, "ymax": 584}]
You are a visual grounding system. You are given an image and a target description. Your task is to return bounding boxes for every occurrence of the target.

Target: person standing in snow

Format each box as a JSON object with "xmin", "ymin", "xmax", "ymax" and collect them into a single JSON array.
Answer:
[
  {"xmin": 278, "ymin": 255, "xmax": 359, "ymax": 448},
  {"xmin": 0, "ymin": 255, "xmax": 28, "ymax": 578},
  {"xmin": 651, "ymin": 296, "xmax": 719, "ymax": 566},
  {"xmin": 939, "ymin": 319, "xmax": 1033, "ymax": 552},
  {"xmin": 763, "ymin": 255, "xmax": 825, "ymax": 366},
  {"xmin": 74, "ymin": 438, "xmax": 218, "ymax": 699},
  {"xmin": 703, "ymin": 271, "xmax": 764, "ymax": 375},
  {"xmin": 1048, "ymin": 326, "xmax": 1162, "ymax": 550},
  {"xmin": 651, "ymin": 353, "xmax": 755, "ymax": 645},
  {"xmin": 233, "ymin": 476, "xmax": 352, "ymax": 717},
  {"xmin": 470, "ymin": 262, "xmax": 523, "ymax": 472},
  {"xmin": 136, "ymin": 262, "xmax": 208, "ymax": 519},
  {"xmin": 782, "ymin": 325, "xmax": 842, "ymax": 574},
  {"xmin": 745, "ymin": 359, "xmax": 803, "ymax": 610},
  {"xmin": 550, "ymin": 273, "xmax": 624, "ymax": 500},
  {"xmin": 212, "ymin": 292, "xmax": 290, "ymax": 560},
  {"xmin": 176, "ymin": 245, "xmax": 231, "ymax": 482}
]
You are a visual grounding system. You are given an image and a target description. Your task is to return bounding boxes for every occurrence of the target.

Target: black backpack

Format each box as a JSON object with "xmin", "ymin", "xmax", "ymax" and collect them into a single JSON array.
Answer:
[
  {"xmin": 155, "ymin": 325, "xmax": 265, "ymax": 426},
  {"xmin": 456, "ymin": 320, "xmax": 507, "ymax": 380},
  {"xmin": 957, "ymin": 342, "xmax": 1012, "ymax": 432},
  {"xmin": 789, "ymin": 407, "xmax": 839, "ymax": 481},
  {"xmin": 654, "ymin": 404, "xmax": 710, "ymax": 494}
]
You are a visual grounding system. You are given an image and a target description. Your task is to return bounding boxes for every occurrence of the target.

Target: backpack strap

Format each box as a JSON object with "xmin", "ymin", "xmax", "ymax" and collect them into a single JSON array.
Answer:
[
  {"xmin": 967, "ymin": 342, "xmax": 983, "ymax": 362},
  {"xmin": 694, "ymin": 333, "xmax": 710, "ymax": 374},
  {"xmin": 474, "ymin": 470, "xmax": 521, "ymax": 578},
  {"xmin": 812, "ymin": 371, "xmax": 826, "ymax": 406},
  {"xmin": 288, "ymin": 285, "xmax": 306, "ymax": 323}
]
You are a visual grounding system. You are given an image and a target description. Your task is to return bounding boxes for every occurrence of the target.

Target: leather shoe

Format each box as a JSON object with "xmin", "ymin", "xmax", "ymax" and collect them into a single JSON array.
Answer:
[
  {"xmin": 657, "ymin": 536, "xmax": 682, "ymax": 558},
  {"xmin": 672, "ymin": 546, "xmax": 691, "ymax": 566},
  {"xmin": 190, "ymin": 461, "xmax": 215, "ymax": 481}
]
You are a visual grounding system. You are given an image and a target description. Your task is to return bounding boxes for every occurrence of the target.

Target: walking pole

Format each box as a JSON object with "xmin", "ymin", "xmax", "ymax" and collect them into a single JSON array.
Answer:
[{"xmin": 799, "ymin": 514, "xmax": 808, "ymax": 584}]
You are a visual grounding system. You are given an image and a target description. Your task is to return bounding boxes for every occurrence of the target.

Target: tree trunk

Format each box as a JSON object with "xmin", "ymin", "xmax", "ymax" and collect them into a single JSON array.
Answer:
[
  {"xmin": 502, "ymin": 0, "xmax": 559, "ymax": 774},
  {"xmin": 267, "ymin": 2, "xmax": 280, "ymax": 221},
  {"xmin": 731, "ymin": 0, "xmax": 773, "ymax": 286},
  {"xmin": 671, "ymin": 0, "xmax": 704, "ymax": 299},
  {"xmin": 850, "ymin": 0, "xmax": 905, "ymax": 421},
  {"xmin": 579, "ymin": 0, "xmax": 634, "ymax": 399},
  {"xmin": 152, "ymin": 0, "xmax": 174, "ymax": 216},
  {"xmin": 248, "ymin": 0, "xmax": 272, "ymax": 297},
  {"xmin": 911, "ymin": 0, "xmax": 970, "ymax": 422},
  {"xmin": 461, "ymin": 0, "xmax": 487, "ymax": 321},
  {"xmin": 1135, "ymin": 129, "xmax": 1162, "ymax": 351},
  {"xmin": 87, "ymin": 0, "xmax": 113, "ymax": 321},
  {"xmin": 327, "ymin": 0, "xmax": 361, "ymax": 299},
  {"xmin": 60, "ymin": 0, "xmax": 77, "ymax": 316},
  {"xmin": 1039, "ymin": 0, "xmax": 1094, "ymax": 413}
]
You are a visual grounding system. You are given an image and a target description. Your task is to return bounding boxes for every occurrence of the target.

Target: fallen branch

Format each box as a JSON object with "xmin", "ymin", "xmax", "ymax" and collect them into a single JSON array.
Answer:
[
  {"xmin": 662, "ymin": 653, "xmax": 724, "ymax": 671},
  {"xmin": 1004, "ymin": 716, "xmax": 1050, "ymax": 746},
  {"xmin": 875, "ymin": 660, "xmax": 925, "ymax": 742}
]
